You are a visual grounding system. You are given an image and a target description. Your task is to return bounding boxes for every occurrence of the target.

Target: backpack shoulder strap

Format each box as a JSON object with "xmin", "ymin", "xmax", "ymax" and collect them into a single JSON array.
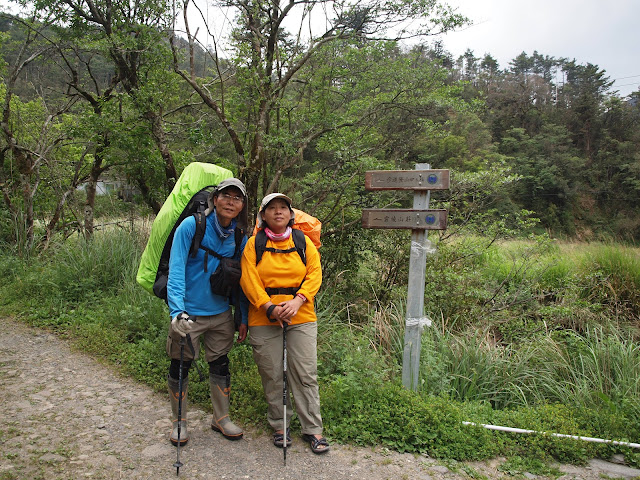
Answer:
[
  {"xmin": 233, "ymin": 226, "xmax": 245, "ymax": 260},
  {"xmin": 254, "ymin": 229, "xmax": 268, "ymax": 265},
  {"xmin": 254, "ymin": 228, "xmax": 307, "ymax": 265},
  {"xmin": 189, "ymin": 198, "xmax": 208, "ymax": 258},
  {"xmin": 291, "ymin": 228, "xmax": 307, "ymax": 265}
]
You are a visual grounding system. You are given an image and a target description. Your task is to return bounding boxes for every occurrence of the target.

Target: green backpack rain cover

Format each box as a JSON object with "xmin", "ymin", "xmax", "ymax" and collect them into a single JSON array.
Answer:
[{"xmin": 136, "ymin": 162, "xmax": 233, "ymax": 295}]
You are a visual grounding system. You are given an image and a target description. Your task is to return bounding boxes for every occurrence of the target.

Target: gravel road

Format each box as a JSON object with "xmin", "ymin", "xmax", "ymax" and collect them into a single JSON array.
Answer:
[{"xmin": 1, "ymin": 317, "xmax": 639, "ymax": 480}]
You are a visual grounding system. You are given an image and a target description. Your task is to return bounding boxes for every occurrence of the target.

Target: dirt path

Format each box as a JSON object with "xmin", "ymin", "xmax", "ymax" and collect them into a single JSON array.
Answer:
[{"xmin": 1, "ymin": 317, "xmax": 639, "ymax": 480}]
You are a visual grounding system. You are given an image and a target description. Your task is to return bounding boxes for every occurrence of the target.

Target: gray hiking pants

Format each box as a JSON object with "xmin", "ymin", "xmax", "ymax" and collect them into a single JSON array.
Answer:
[
  {"xmin": 249, "ymin": 322, "xmax": 323, "ymax": 435},
  {"xmin": 166, "ymin": 309, "xmax": 235, "ymax": 363}
]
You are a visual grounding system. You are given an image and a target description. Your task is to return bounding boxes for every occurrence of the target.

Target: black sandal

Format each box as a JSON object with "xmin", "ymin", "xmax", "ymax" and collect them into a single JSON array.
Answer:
[
  {"xmin": 272, "ymin": 429, "xmax": 291, "ymax": 448},
  {"xmin": 301, "ymin": 433, "xmax": 330, "ymax": 454}
]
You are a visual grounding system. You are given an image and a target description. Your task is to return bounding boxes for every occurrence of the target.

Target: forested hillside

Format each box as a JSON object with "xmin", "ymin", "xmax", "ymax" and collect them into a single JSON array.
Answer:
[{"xmin": 1, "ymin": 1, "xmax": 638, "ymax": 253}]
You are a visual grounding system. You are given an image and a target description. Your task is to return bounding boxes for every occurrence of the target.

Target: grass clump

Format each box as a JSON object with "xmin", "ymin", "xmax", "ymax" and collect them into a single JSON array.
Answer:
[
  {"xmin": 44, "ymin": 230, "xmax": 140, "ymax": 303},
  {"xmin": 499, "ymin": 456, "xmax": 563, "ymax": 477}
]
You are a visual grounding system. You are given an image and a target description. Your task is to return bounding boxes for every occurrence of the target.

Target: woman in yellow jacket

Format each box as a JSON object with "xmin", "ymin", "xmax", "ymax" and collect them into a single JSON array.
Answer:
[{"xmin": 240, "ymin": 193, "xmax": 329, "ymax": 454}]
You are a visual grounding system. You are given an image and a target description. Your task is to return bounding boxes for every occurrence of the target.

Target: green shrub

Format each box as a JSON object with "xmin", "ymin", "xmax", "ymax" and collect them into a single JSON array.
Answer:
[
  {"xmin": 577, "ymin": 244, "xmax": 640, "ymax": 317},
  {"xmin": 120, "ymin": 337, "xmax": 169, "ymax": 392},
  {"xmin": 0, "ymin": 252, "xmax": 26, "ymax": 284},
  {"xmin": 323, "ymin": 382, "xmax": 498, "ymax": 459},
  {"xmin": 44, "ymin": 230, "xmax": 140, "ymax": 303},
  {"xmin": 228, "ymin": 342, "xmax": 268, "ymax": 429}
]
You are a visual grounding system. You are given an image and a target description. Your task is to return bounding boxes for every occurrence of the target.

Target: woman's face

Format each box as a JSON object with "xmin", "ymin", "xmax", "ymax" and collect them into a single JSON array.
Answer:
[{"xmin": 261, "ymin": 198, "xmax": 292, "ymax": 234}]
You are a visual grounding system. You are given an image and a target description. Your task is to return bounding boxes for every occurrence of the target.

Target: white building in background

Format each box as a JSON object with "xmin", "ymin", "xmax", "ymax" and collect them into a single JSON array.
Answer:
[
  {"xmin": 77, "ymin": 179, "xmax": 139, "ymax": 201},
  {"xmin": 77, "ymin": 180, "xmax": 122, "ymax": 195}
]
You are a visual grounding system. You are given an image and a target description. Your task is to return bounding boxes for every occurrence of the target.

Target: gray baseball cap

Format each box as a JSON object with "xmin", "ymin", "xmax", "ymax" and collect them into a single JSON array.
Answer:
[{"xmin": 215, "ymin": 178, "xmax": 247, "ymax": 197}]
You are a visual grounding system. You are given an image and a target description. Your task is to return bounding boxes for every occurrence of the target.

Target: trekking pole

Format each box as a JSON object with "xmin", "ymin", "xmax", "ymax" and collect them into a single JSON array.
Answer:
[
  {"xmin": 174, "ymin": 335, "xmax": 186, "ymax": 476},
  {"xmin": 282, "ymin": 322, "xmax": 288, "ymax": 466}
]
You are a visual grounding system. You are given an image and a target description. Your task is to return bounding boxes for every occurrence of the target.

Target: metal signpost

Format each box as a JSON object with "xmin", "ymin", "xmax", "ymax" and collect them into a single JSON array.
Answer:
[{"xmin": 362, "ymin": 164, "xmax": 449, "ymax": 390}]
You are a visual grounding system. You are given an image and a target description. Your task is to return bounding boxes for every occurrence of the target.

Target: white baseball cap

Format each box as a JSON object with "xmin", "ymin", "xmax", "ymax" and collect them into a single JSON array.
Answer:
[
  {"xmin": 207, "ymin": 178, "xmax": 248, "ymax": 229},
  {"xmin": 258, "ymin": 193, "xmax": 295, "ymax": 228}
]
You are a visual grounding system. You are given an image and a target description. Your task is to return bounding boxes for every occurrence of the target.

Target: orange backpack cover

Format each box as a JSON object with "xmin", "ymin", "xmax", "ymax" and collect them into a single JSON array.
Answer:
[{"xmin": 253, "ymin": 208, "xmax": 321, "ymax": 248}]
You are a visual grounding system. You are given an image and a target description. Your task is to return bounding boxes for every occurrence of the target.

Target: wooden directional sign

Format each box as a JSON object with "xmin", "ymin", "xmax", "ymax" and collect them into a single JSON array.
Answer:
[
  {"xmin": 362, "ymin": 164, "xmax": 450, "ymax": 391},
  {"xmin": 361, "ymin": 209, "xmax": 448, "ymax": 230},
  {"xmin": 365, "ymin": 169, "xmax": 449, "ymax": 191}
]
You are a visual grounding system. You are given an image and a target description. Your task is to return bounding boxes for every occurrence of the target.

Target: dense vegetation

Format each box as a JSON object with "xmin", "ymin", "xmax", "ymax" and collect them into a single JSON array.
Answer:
[
  {"xmin": 1, "ymin": 0, "xmax": 639, "ymax": 474},
  {"xmin": 1, "ymin": 227, "xmax": 638, "ymax": 474}
]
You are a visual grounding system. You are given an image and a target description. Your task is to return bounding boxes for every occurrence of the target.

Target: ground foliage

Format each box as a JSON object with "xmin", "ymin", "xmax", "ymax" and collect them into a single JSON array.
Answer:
[{"xmin": 0, "ymin": 228, "xmax": 638, "ymax": 469}]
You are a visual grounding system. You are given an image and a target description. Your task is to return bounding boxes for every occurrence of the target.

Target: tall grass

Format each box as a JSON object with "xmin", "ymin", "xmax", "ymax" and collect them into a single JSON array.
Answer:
[
  {"xmin": 576, "ymin": 244, "xmax": 640, "ymax": 317},
  {"xmin": 44, "ymin": 229, "xmax": 141, "ymax": 303},
  {"xmin": 417, "ymin": 324, "xmax": 640, "ymax": 414},
  {"xmin": 2, "ymin": 233, "xmax": 640, "ymax": 466},
  {"xmin": 419, "ymin": 327, "xmax": 536, "ymax": 409},
  {"xmin": 536, "ymin": 327, "xmax": 640, "ymax": 412}
]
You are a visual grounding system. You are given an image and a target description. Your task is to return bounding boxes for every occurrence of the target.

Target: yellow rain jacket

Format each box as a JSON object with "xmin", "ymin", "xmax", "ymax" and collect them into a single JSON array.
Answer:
[{"xmin": 240, "ymin": 233, "xmax": 321, "ymax": 327}]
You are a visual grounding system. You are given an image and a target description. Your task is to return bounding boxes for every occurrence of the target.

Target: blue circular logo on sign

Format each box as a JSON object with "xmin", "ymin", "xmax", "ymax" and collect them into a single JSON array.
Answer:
[
  {"xmin": 427, "ymin": 174, "xmax": 438, "ymax": 184},
  {"xmin": 425, "ymin": 214, "xmax": 436, "ymax": 225}
]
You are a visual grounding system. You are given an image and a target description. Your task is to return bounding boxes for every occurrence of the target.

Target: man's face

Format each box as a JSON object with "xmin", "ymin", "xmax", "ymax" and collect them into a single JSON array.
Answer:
[{"xmin": 213, "ymin": 187, "xmax": 244, "ymax": 226}]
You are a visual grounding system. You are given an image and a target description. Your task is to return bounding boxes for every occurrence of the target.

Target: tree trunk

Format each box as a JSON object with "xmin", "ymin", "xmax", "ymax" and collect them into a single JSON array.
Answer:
[
  {"xmin": 145, "ymin": 110, "xmax": 178, "ymax": 189},
  {"xmin": 136, "ymin": 176, "xmax": 162, "ymax": 214},
  {"xmin": 240, "ymin": 166, "xmax": 261, "ymax": 226},
  {"xmin": 43, "ymin": 189, "xmax": 73, "ymax": 250},
  {"xmin": 84, "ymin": 180, "xmax": 97, "ymax": 239},
  {"xmin": 21, "ymin": 174, "xmax": 35, "ymax": 250},
  {"xmin": 83, "ymin": 154, "xmax": 105, "ymax": 239}
]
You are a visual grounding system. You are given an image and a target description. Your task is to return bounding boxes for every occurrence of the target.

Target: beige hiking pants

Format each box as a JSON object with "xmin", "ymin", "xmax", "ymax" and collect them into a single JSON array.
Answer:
[{"xmin": 249, "ymin": 321, "xmax": 323, "ymax": 435}]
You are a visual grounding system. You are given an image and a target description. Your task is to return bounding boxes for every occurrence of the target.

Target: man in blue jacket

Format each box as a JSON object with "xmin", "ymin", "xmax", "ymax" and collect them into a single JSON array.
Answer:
[{"xmin": 166, "ymin": 178, "xmax": 248, "ymax": 446}]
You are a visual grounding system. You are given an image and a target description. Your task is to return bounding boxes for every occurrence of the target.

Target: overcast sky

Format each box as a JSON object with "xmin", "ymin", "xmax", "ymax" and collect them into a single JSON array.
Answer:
[{"xmin": 436, "ymin": 0, "xmax": 639, "ymax": 98}]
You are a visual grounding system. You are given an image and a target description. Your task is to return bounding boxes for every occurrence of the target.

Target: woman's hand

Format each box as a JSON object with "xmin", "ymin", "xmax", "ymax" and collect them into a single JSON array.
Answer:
[
  {"xmin": 266, "ymin": 304, "xmax": 291, "ymax": 328},
  {"xmin": 263, "ymin": 296, "xmax": 303, "ymax": 327},
  {"xmin": 277, "ymin": 296, "xmax": 305, "ymax": 321},
  {"xmin": 263, "ymin": 302, "xmax": 284, "ymax": 324}
]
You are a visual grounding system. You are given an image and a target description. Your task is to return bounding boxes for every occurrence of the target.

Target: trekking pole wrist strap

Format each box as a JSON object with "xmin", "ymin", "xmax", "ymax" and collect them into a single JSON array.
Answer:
[{"xmin": 266, "ymin": 304, "xmax": 277, "ymax": 322}]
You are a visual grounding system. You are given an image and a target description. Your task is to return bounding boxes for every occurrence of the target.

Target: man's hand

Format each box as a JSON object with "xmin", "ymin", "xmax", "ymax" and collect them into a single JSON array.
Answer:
[
  {"xmin": 236, "ymin": 323, "xmax": 248, "ymax": 343},
  {"xmin": 171, "ymin": 312, "xmax": 194, "ymax": 338}
]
